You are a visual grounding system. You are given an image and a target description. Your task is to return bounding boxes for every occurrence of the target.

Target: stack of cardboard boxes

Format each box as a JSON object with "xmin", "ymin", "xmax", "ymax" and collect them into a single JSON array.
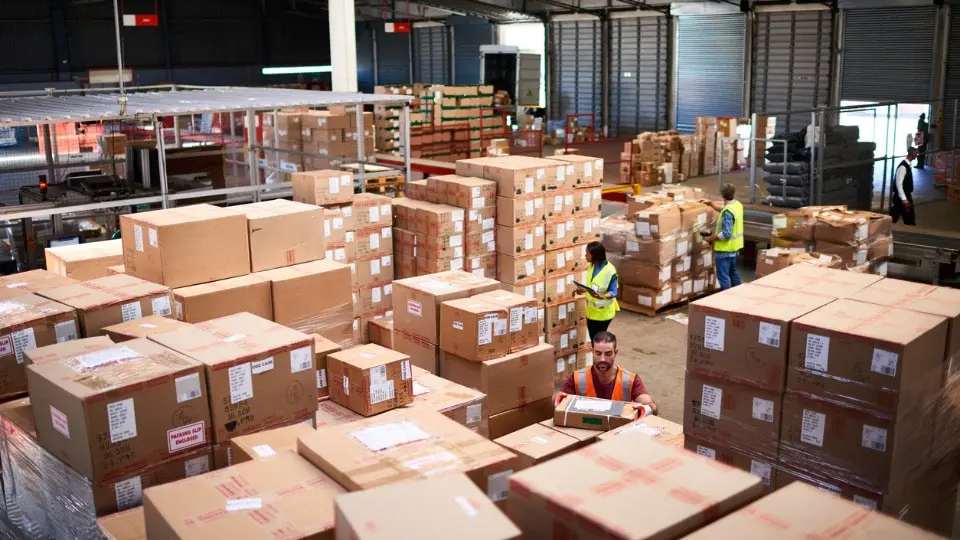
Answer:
[
  {"xmin": 262, "ymin": 111, "xmax": 304, "ymax": 178},
  {"xmin": 44, "ymin": 239, "xmax": 124, "ymax": 281},
  {"xmin": 262, "ymin": 108, "xmax": 374, "ymax": 178},
  {"xmin": 697, "ymin": 116, "xmax": 739, "ymax": 175},
  {"xmin": 755, "ymin": 248, "xmax": 843, "ymax": 278},
  {"xmin": 425, "ymin": 174, "xmax": 498, "ymax": 278},
  {"xmin": 619, "ymin": 131, "xmax": 701, "ymax": 186},
  {"xmin": 392, "ymin": 197, "xmax": 466, "ymax": 277},
  {"xmin": 373, "ymin": 84, "xmax": 433, "ymax": 155}
]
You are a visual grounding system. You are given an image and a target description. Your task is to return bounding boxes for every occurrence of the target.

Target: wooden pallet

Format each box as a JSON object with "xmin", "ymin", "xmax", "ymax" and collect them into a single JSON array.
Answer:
[
  {"xmin": 364, "ymin": 175, "xmax": 405, "ymax": 186},
  {"xmin": 620, "ymin": 300, "xmax": 691, "ymax": 317}
]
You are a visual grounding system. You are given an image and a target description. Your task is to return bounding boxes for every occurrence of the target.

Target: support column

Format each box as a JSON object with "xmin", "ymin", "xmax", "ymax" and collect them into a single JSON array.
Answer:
[{"xmin": 329, "ymin": 0, "xmax": 359, "ymax": 92}]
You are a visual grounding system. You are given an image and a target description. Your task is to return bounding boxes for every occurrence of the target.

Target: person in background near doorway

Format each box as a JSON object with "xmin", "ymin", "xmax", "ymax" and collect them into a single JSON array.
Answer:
[
  {"xmin": 917, "ymin": 113, "xmax": 930, "ymax": 169},
  {"xmin": 891, "ymin": 148, "xmax": 918, "ymax": 226},
  {"xmin": 559, "ymin": 331, "xmax": 658, "ymax": 416},
  {"xmin": 577, "ymin": 242, "xmax": 620, "ymax": 341},
  {"xmin": 703, "ymin": 183, "xmax": 743, "ymax": 290}
]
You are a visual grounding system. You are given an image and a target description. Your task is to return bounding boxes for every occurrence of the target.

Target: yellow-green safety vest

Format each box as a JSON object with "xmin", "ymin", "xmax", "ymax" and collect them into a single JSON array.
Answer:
[
  {"xmin": 713, "ymin": 200, "xmax": 744, "ymax": 253},
  {"xmin": 585, "ymin": 262, "xmax": 620, "ymax": 321}
]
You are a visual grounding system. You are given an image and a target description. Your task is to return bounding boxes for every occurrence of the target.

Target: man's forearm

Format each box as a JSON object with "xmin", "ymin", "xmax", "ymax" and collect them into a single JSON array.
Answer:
[{"xmin": 636, "ymin": 394, "xmax": 658, "ymax": 416}]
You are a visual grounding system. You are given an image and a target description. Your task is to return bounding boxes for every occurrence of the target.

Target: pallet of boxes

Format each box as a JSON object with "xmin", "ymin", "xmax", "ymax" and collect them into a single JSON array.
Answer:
[
  {"xmin": 620, "ymin": 131, "xmax": 700, "ymax": 186},
  {"xmin": 262, "ymin": 107, "xmax": 374, "ymax": 182},
  {"xmin": 373, "ymin": 84, "xmax": 433, "ymax": 156}
]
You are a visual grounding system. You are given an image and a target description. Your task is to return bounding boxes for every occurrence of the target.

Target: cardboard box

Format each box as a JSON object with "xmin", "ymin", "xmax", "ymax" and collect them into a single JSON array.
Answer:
[
  {"xmin": 752, "ymin": 264, "xmax": 883, "ymax": 299},
  {"xmin": 575, "ymin": 213, "xmax": 602, "ymax": 244},
  {"xmin": 39, "ymin": 274, "xmax": 172, "ymax": 337},
  {"xmin": 327, "ymin": 343, "xmax": 413, "ymax": 416},
  {"xmin": 544, "ymin": 246, "xmax": 579, "ymax": 277},
  {"xmin": 171, "ymin": 273, "xmax": 273, "ymax": 323},
  {"xmin": 439, "ymin": 297, "xmax": 511, "ymax": 362},
  {"xmin": 497, "ymin": 253, "xmax": 545, "ymax": 285},
  {"xmin": 355, "ymin": 225, "xmax": 392, "ymax": 259},
  {"xmin": 621, "ymin": 283, "xmax": 674, "ymax": 311},
  {"xmin": 688, "ymin": 283, "xmax": 837, "ymax": 390},
  {"xmin": 148, "ymin": 313, "xmax": 316, "ymax": 443},
  {"xmin": 352, "ymin": 193, "xmax": 393, "ymax": 231},
  {"xmin": 471, "ymin": 290, "xmax": 540, "ymax": 353},
  {"xmin": 315, "ymin": 398, "xmax": 362, "ymax": 429},
  {"xmin": 543, "ymin": 217, "xmax": 576, "ymax": 251},
  {"xmin": 430, "ymin": 174, "xmax": 497, "ymax": 208},
  {"xmin": 494, "ymin": 423, "xmax": 579, "ymax": 469},
  {"xmin": 465, "ymin": 252, "xmax": 497, "ymax": 279},
  {"xmin": 24, "ymin": 335, "xmax": 114, "ymax": 365},
  {"xmin": 544, "ymin": 271, "xmax": 586, "ymax": 305},
  {"xmin": 414, "ymin": 203, "xmax": 465, "ymax": 237},
  {"xmin": 488, "ymin": 398, "xmax": 556, "ymax": 439},
  {"xmin": 312, "ymin": 333, "xmax": 341, "ymax": 399},
  {"xmin": 539, "ymin": 418, "xmax": 601, "ymax": 446},
  {"xmin": 392, "ymin": 271, "xmax": 500, "ymax": 345},
  {"xmin": 97, "ymin": 507, "xmax": 146, "ymax": 540},
  {"xmin": 553, "ymin": 395, "xmax": 639, "ymax": 432},
  {"xmin": 120, "ymin": 204, "xmax": 250, "ymax": 288},
  {"xmin": 815, "ymin": 210, "xmax": 892, "ymax": 246},
  {"xmin": 496, "ymin": 224, "xmax": 545, "ymax": 257},
  {"xmin": 440, "ymin": 343, "xmax": 555, "ymax": 416},
  {"xmin": 409, "ymin": 365, "xmax": 487, "ymax": 435},
  {"xmin": 545, "ymin": 154, "xmax": 604, "ymax": 187},
  {"xmin": 617, "ymin": 258, "xmax": 672, "ymax": 289},
  {"xmin": 26, "ymin": 338, "xmax": 211, "ymax": 481},
  {"xmin": 357, "ymin": 282, "xmax": 392, "ymax": 316},
  {"xmin": 259, "ymin": 259, "xmax": 353, "ymax": 336},
  {"xmin": 298, "ymin": 407, "xmax": 519, "ymax": 497},
  {"xmin": 392, "ymin": 328, "xmax": 440, "ymax": 373},
  {"xmin": 685, "ymin": 482, "xmax": 939, "ymax": 539},
  {"xmin": 143, "ymin": 452, "xmax": 344, "ymax": 539},
  {"xmin": 501, "ymin": 280, "xmax": 545, "ymax": 307},
  {"xmin": 574, "ymin": 186, "xmax": 603, "ymax": 214},
  {"xmin": 465, "ymin": 206, "xmax": 497, "ymax": 236},
  {"xmin": 0, "ymin": 269, "xmax": 78, "ymax": 300},
  {"xmin": 543, "ymin": 297, "xmax": 586, "ymax": 331},
  {"xmin": 597, "ymin": 415, "xmax": 684, "ymax": 445},
  {"xmin": 0, "ymin": 292, "xmax": 79, "ymax": 398},
  {"xmin": 678, "ymin": 201, "xmax": 714, "ymax": 231},
  {"xmin": 45, "ymin": 239, "xmax": 124, "ymax": 281},
  {"xmin": 234, "ymin": 199, "xmax": 326, "ymax": 272},
  {"xmin": 755, "ymin": 248, "xmax": 802, "ymax": 278},
  {"xmin": 334, "ymin": 474, "xmax": 521, "ymax": 539},
  {"xmin": 683, "ymin": 434, "xmax": 777, "ymax": 489},
  {"xmin": 367, "ymin": 316, "xmax": 394, "ymax": 349},
  {"xmin": 544, "ymin": 189, "xmax": 576, "ymax": 220},
  {"xmin": 227, "ymin": 422, "xmax": 316, "ymax": 464},
  {"xmin": 683, "ymin": 372, "xmax": 783, "ymax": 457},
  {"xmin": 633, "ymin": 203, "xmax": 682, "ymax": 239},
  {"xmin": 455, "ymin": 156, "xmax": 550, "ymax": 198},
  {"xmin": 506, "ymin": 430, "xmax": 764, "ymax": 539},
  {"xmin": 101, "ymin": 315, "xmax": 191, "ymax": 342},
  {"xmin": 291, "ymin": 169, "xmax": 354, "ymax": 206},
  {"xmin": 787, "ymin": 298, "xmax": 947, "ymax": 416}
]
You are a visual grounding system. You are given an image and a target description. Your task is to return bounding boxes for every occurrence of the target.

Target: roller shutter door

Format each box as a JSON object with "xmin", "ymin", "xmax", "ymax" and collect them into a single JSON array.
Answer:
[
  {"xmin": 941, "ymin": 15, "xmax": 960, "ymax": 149},
  {"xmin": 549, "ymin": 19, "xmax": 602, "ymax": 125},
  {"xmin": 608, "ymin": 16, "xmax": 669, "ymax": 137},
  {"xmin": 841, "ymin": 7, "xmax": 935, "ymax": 103},
  {"xmin": 376, "ymin": 25, "xmax": 411, "ymax": 85},
  {"xmin": 450, "ymin": 19, "xmax": 494, "ymax": 85},
  {"xmin": 413, "ymin": 26, "xmax": 450, "ymax": 84},
  {"xmin": 676, "ymin": 14, "xmax": 746, "ymax": 133},
  {"xmin": 752, "ymin": 10, "xmax": 833, "ymax": 133}
]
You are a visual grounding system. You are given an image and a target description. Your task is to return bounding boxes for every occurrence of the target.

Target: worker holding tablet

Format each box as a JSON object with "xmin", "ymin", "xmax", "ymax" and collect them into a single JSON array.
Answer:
[{"xmin": 576, "ymin": 241, "xmax": 620, "ymax": 341}]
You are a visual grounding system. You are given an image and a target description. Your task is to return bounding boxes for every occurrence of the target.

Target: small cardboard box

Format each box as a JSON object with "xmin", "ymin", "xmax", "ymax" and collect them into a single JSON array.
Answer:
[
  {"xmin": 227, "ymin": 422, "xmax": 316, "ymax": 464},
  {"xmin": 352, "ymin": 193, "xmax": 393, "ymax": 231},
  {"xmin": 298, "ymin": 407, "xmax": 520, "ymax": 498},
  {"xmin": 755, "ymin": 247, "xmax": 802, "ymax": 278},
  {"xmin": 752, "ymin": 264, "xmax": 883, "ymax": 299},
  {"xmin": 101, "ymin": 315, "xmax": 191, "ymax": 342},
  {"xmin": 621, "ymin": 284, "xmax": 674, "ymax": 311},
  {"xmin": 291, "ymin": 169, "xmax": 354, "ymax": 206},
  {"xmin": 355, "ymin": 225, "xmax": 392, "ymax": 259},
  {"xmin": 234, "ymin": 199, "xmax": 326, "ymax": 272},
  {"xmin": 315, "ymin": 398, "xmax": 362, "ymax": 428},
  {"xmin": 471, "ymin": 290, "xmax": 540, "ymax": 353},
  {"xmin": 544, "ymin": 246, "xmax": 578, "ymax": 277},
  {"xmin": 506, "ymin": 430, "xmax": 764, "ymax": 539},
  {"xmin": 501, "ymin": 281, "xmax": 545, "ymax": 307},
  {"xmin": 171, "ymin": 273, "xmax": 273, "ymax": 323},
  {"xmin": 148, "ymin": 313, "xmax": 316, "ymax": 443},
  {"xmin": 367, "ymin": 316, "xmax": 394, "ymax": 349},
  {"xmin": 45, "ymin": 239, "xmax": 124, "ymax": 281},
  {"xmin": 409, "ymin": 365, "xmax": 487, "ymax": 435},
  {"xmin": 634, "ymin": 203, "xmax": 683, "ymax": 239},
  {"xmin": 0, "ymin": 269, "xmax": 78, "ymax": 300},
  {"xmin": 574, "ymin": 186, "xmax": 603, "ymax": 213},
  {"xmin": 414, "ymin": 203, "xmax": 465, "ymax": 237},
  {"xmin": 392, "ymin": 271, "xmax": 501, "ymax": 345},
  {"xmin": 497, "ymin": 253, "xmax": 545, "ymax": 285},
  {"xmin": 39, "ymin": 274, "xmax": 173, "ymax": 337},
  {"xmin": 465, "ymin": 252, "xmax": 497, "ymax": 279},
  {"xmin": 322, "ymin": 204, "xmax": 355, "ymax": 244},
  {"xmin": 259, "ymin": 259, "xmax": 353, "ymax": 335},
  {"xmin": 494, "ymin": 423, "xmax": 579, "ymax": 469},
  {"xmin": 312, "ymin": 333, "xmax": 341, "ymax": 400},
  {"xmin": 26, "ymin": 338, "xmax": 211, "ymax": 481},
  {"xmin": 440, "ymin": 343, "xmax": 555, "ymax": 416},
  {"xmin": 597, "ymin": 415, "xmax": 684, "ymax": 445},
  {"xmin": 143, "ymin": 452, "xmax": 344, "ymax": 539},
  {"xmin": 24, "ymin": 335, "xmax": 114, "ymax": 365},
  {"xmin": 496, "ymin": 224, "xmax": 545, "ymax": 257},
  {"xmin": 0, "ymin": 293, "xmax": 79, "ymax": 398},
  {"xmin": 120, "ymin": 204, "xmax": 250, "ymax": 288},
  {"xmin": 544, "ymin": 189, "xmax": 576, "ymax": 220},
  {"xmin": 439, "ymin": 297, "xmax": 511, "ymax": 362},
  {"xmin": 335, "ymin": 474, "xmax": 522, "ymax": 539},
  {"xmin": 497, "ymin": 195, "xmax": 545, "ymax": 226},
  {"xmin": 327, "ymin": 343, "xmax": 413, "ymax": 416},
  {"xmin": 553, "ymin": 395, "xmax": 639, "ymax": 432}
]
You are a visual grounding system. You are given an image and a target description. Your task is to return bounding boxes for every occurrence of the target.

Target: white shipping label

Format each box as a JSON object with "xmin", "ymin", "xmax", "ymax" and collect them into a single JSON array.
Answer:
[
  {"xmin": 324, "ymin": 220, "xmax": 331, "ymax": 237},
  {"xmin": 372, "ymin": 287, "xmax": 382, "ymax": 303},
  {"xmin": 703, "ymin": 316, "xmax": 725, "ymax": 352},
  {"xmin": 509, "ymin": 308, "xmax": 523, "ymax": 333},
  {"xmin": 862, "ymin": 425, "xmax": 888, "ymax": 452},
  {"xmin": 554, "ymin": 196, "xmax": 563, "ymax": 212},
  {"xmin": 559, "ymin": 304, "xmax": 567, "ymax": 320},
  {"xmin": 636, "ymin": 222, "xmax": 651, "ymax": 236},
  {"xmin": 148, "ymin": 228, "xmax": 158, "ymax": 248},
  {"xmin": 134, "ymin": 224, "xmax": 143, "ymax": 252},
  {"xmin": 482, "ymin": 231, "xmax": 495, "ymax": 244},
  {"xmin": 51, "ymin": 405, "xmax": 70, "ymax": 438},
  {"xmin": 525, "ymin": 307, "xmax": 538, "ymax": 324},
  {"xmin": 370, "ymin": 380, "xmax": 396, "ymax": 404},
  {"xmin": 175, "ymin": 373, "xmax": 202, "ymax": 403},
  {"xmin": 525, "ymin": 177, "xmax": 534, "ymax": 193},
  {"xmin": 557, "ymin": 358, "xmax": 565, "ymax": 373},
  {"xmin": 758, "ymin": 322, "xmax": 781, "ymax": 348},
  {"xmin": 572, "ymin": 397, "xmax": 613, "ymax": 413},
  {"xmin": 493, "ymin": 319, "xmax": 507, "ymax": 337},
  {"xmin": 488, "ymin": 470, "xmax": 512, "ymax": 502},
  {"xmin": 107, "ymin": 398, "xmax": 137, "ymax": 443},
  {"xmin": 152, "ymin": 296, "xmax": 172, "ymax": 317},
  {"xmin": 478, "ymin": 319, "xmax": 493, "ymax": 345},
  {"xmin": 585, "ymin": 219, "xmax": 593, "ymax": 233},
  {"xmin": 696, "ymin": 445, "xmax": 716, "ymax": 460},
  {"xmin": 10, "ymin": 328, "xmax": 35, "ymax": 364},
  {"xmin": 525, "ymin": 200, "xmax": 534, "ymax": 216},
  {"xmin": 804, "ymin": 334, "xmax": 830, "ymax": 372},
  {"xmin": 351, "ymin": 420, "xmax": 430, "ymax": 451},
  {"xmin": 524, "ymin": 235, "xmax": 533, "ymax": 250},
  {"xmin": 524, "ymin": 260, "xmax": 535, "ymax": 276},
  {"xmin": 700, "ymin": 384, "xmax": 722, "ymax": 419},
  {"xmin": 370, "ymin": 259, "xmax": 381, "ymax": 275},
  {"xmin": 472, "ymin": 197, "xmax": 485, "ymax": 209},
  {"xmin": 370, "ymin": 365, "xmax": 387, "ymax": 385},
  {"xmin": 369, "ymin": 206, "xmax": 379, "ymax": 223},
  {"xmin": 565, "ymin": 194, "xmax": 573, "ymax": 207},
  {"xmin": 556, "ymin": 224, "xmax": 566, "ymax": 238},
  {"xmin": 54, "ymin": 320, "xmax": 78, "ymax": 343},
  {"xmin": 466, "ymin": 403, "xmax": 482, "ymax": 425},
  {"xmin": 750, "ymin": 460, "xmax": 773, "ymax": 487},
  {"xmin": 343, "ymin": 375, "xmax": 350, "ymax": 395},
  {"xmin": 382, "ymin": 227, "xmax": 392, "ymax": 238},
  {"xmin": 560, "ymin": 334, "xmax": 569, "ymax": 349},
  {"xmin": 557, "ymin": 166, "xmax": 565, "ymax": 181},
  {"xmin": 626, "ymin": 240, "xmax": 639, "ymax": 252},
  {"xmin": 120, "ymin": 302, "xmax": 142, "ymax": 322},
  {"xmin": 228, "ymin": 363, "xmax": 254, "ymax": 404},
  {"xmin": 772, "ymin": 215, "xmax": 787, "ymax": 230},
  {"xmin": 317, "ymin": 369, "xmax": 327, "ymax": 389},
  {"xmin": 328, "ymin": 177, "xmax": 340, "ymax": 194},
  {"xmin": 252, "ymin": 444, "xmax": 276, "ymax": 458},
  {"xmin": 184, "ymin": 455, "xmax": 210, "ymax": 477},
  {"xmin": 871, "ymin": 348, "xmax": 899, "ymax": 377},
  {"xmin": 584, "ymin": 161, "xmax": 593, "ymax": 177},
  {"xmin": 800, "ymin": 409, "xmax": 826, "ymax": 447},
  {"xmin": 370, "ymin": 233, "xmax": 380, "ymax": 250},
  {"xmin": 251, "ymin": 357, "xmax": 274, "ymax": 375},
  {"xmin": 114, "ymin": 476, "xmax": 143, "ymax": 511},
  {"xmin": 752, "ymin": 397, "xmax": 775, "ymax": 423},
  {"xmin": 226, "ymin": 498, "xmax": 262, "ymax": 512},
  {"xmin": 582, "ymin": 193, "xmax": 591, "ymax": 208},
  {"xmin": 401, "ymin": 360, "xmax": 411, "ymax": 380},
  {"xmin": 290, "ymin": 346, "xmax": 312, "ymax": 373},
  {"xmin": 380, "ymin": 204, "xmax": 391, "ymax": 217}
]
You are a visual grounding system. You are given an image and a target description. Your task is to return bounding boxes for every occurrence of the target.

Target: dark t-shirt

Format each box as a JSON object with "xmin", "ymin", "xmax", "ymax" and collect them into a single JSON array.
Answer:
[{"xmin": 562, "ymin": 367, "xmax": 648, "ymax": 401}]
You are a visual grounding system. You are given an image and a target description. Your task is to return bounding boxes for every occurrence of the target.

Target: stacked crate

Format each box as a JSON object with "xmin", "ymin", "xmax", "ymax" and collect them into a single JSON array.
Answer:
[
  {"xmin": 619, "ymin": 132, "xmax": 701, "ymax": 186},
  {"xmin": 348, "ymin": 193, "xmax": 395, "ymax": 341},
  {"xmin": 262, "ymin": 111, "xmax": 304, "ymax": 178},
  {"xmin": 391, "ymin": 197, "xmax": 466, "ymax": 277},
  {"xmin": 373, "ymin": 84, "xmax": 434, "ymax": 155},
  {"xmin": 426, "ymin": 175, "xmax": 498, "ymax": 279}
]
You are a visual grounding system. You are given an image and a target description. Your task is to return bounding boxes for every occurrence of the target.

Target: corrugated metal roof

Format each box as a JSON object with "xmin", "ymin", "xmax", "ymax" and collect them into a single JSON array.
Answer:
[{"xmin": 414, "ymin": 0, "xmax": 540, "ymax": 23}]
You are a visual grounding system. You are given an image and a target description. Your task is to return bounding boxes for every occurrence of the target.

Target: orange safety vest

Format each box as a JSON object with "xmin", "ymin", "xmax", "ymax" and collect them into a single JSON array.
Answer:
[{"xmin": 573, "ymin": 367, "xmax": 636, "ymax": 401}]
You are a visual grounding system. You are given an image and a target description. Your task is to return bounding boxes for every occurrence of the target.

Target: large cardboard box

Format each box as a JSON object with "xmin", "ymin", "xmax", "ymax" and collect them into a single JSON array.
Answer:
[
  {"xmin": 488, "ymin": 398, "xmax": 556, "ymax": 439},
  {"xmin": 234, "ymin": 199, "xmax": 326, "ymax": 272},
  {"xmin": 24, "ymin": 335, "xmax": 114, "ymax": 365},
  {"xmin": 298, "ymin": 407, "xmax": 520, "ymax": 498},
  {"xmin": 787, "ymin": 299, "xmax": 947, "ymax": 416},
  {"xmin": 494, "ymin": 423, "xmax": 579, "ymax": 469},
  {"xmin": 26, "ymin": 338, "xmax": 211, "ymax": 481},
  {"xmin": 259, "ymin": 259, "xmax": 353, "ymax": 337},
  {"xmin": 414, "ymin": 203, "xmax": 465, "ymax": 236},
  {"xmin": 327, "ymin": 343, "xmax": 413, "ymax": 416},
  {"xmin": 172, "ymin": 273, "xmax": 273, "ymax": 323},
  {"xmin": 688, "ymin": 283, "xmax": 836, "ymax": 390},
  {"xmin": 553, "ymin": 395, "xmax": 639, "ymax": 432},
  {"xmin": 497, "ymin": 195, "xmax": 545, "ymax": 226},
  {"xmin": 291, "ymin": 169, "xmax": 354, "ymax": 205},
  {"xmin": 352, "ymin": 193, "xmax": 393, "ymax": 231},
  {"xmin": 393, "ymin": 328, "xmax": 441, "ymax": 373},
  {"xmin": 545, "ymin": 154, "xmax": 604, "ymax": 187},
  {"xmin": 120, "ymin": 204, "xmax": 250, "ymax": 288},
  {"xmin": 597, "ymin": 415, "xmax": 684, "ymax": 446},
  {"xmin": 543, "ymin": 297, "xmax": 585, "ymax": 332},
  {"xmin": 752, "ymin": 264, "xmax": 883, "ymax": 299},
  {"xmin": 0, "ymin": 293, "xmax": 78, "ymax": 398},
  {"xmin": 685, "ymin": 482, "xmax": 939, "ymax": 539},
  {"xmin": 455, "ymin": 156, "xmax": 550, "ymax": 197},
  {"xmin": 634, "ymin": 204, "xmax": 682, "ymax": 239},
  {"xmin": 497, "ymin": 253, "xmax": 545, "ymax": 285},
  {"xmin": 814, "ymin": 210, "xmax": 892, "ymax": 246},
  {"xmin": 471, "ymin": 290, "xmax": 540, "ymax": 353},
  {"xmin": 506, "ymin": 431, "xmax": 764, "ymax": 539},
  {"xmin": 496, "ymin": 224, "xmax": 545, "ymax": 257},
  {"xmin": 392, "ymin": 271, "xmax": 500, "ymax": 345},
  {"xmin": 39, "ymin": 274, "xmax": 172, "ymax": 337},
  {"xmin": 45, "ymin": 239, "xmax": 124, "ymax": 281},
  {"xmin": 439, "ymin": 297, "xmax": 511, "ymax": 362},
  {"xmin": 227, "ymin": 422, "xmax": 315, "ymax": 464},
  {"xmin": 148, "ymin": 313, "xmax": 316, "ymax": 443},
  {"xmin": 335, "ymin": 474, "xmax": 521, "ymax": 540},
  {"xmin": 440, "ymin": 343, "xmax": 555, "ymax": 416},
  {"xmin": 312, "ymin": 333, "xmax": 341, "ymax": 400},
  {"xmin": 0, "ymin": 269, "xmax": 78, "ymax": 300},
  {"xmin": 683, "ymin": 434, "xmax": 777, "ymax": 489},
  {"xmin": 101, "ymin": 315, "xmax": 191, "ymax": 342},
  {"xmin": 409, "ymin": 365, "xmax": 487, "ymax": 435},
  {"xmin": 429, "ymin": 174, "xmax": 497, "ymax": 208},
  {"xmin": 143, "ymin": 452, "xmax": 344, "ymax": 539}
]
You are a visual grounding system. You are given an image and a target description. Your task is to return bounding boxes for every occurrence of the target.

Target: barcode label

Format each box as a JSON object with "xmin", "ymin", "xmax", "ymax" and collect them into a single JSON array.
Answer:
[
  {"xmin": 758, "ymin": 322, "xmax": 781, "ymax": 348},
  {"xmin": 175, "ymin": 373, "xmax": 202, "ymax": 403},
  {"xmin": 751, "ymin": 397, "xmax": 774, "ymax": 423},
  {"xmin": 290, "ymin": 346, "xmax": 313, "ymax": 374},
  {"xmin": 487, "ymin": 470, "xmax": 512, "ymax": 502},
  {"xmin": 870, "ymin": 348, "xmax": 898, "ymax": 377},
  {"xmin": 862, "ymin": 425, "xmax": 888, "ymax": 452}
]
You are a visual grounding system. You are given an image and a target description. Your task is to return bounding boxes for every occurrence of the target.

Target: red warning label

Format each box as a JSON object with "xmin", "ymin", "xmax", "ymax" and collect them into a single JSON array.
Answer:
[{"xmin": 168, "ymin": 421, "xmax": 206, "ymax": 452}]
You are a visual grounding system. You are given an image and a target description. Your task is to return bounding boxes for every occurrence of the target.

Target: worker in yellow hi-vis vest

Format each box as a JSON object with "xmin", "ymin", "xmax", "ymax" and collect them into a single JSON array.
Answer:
[
  {"xmin": 576, "ymin": 241, "xmax": 620, "ymax": 341},
  {"xmin": 702, "ymin": 183, "xmax": 743, "ymax": 290}
]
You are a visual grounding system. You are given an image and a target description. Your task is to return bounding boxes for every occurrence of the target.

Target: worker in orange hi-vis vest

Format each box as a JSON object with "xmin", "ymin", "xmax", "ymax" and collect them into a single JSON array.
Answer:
[{"xmin": 557, "ymin": 331, "xmax": 658, "ymax": 416}]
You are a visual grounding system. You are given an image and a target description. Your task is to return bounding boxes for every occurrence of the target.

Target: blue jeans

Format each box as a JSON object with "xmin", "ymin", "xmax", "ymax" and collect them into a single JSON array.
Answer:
[{"xmin": 715, "ymin": 254, "xmax": 741, "ymax": 291}]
